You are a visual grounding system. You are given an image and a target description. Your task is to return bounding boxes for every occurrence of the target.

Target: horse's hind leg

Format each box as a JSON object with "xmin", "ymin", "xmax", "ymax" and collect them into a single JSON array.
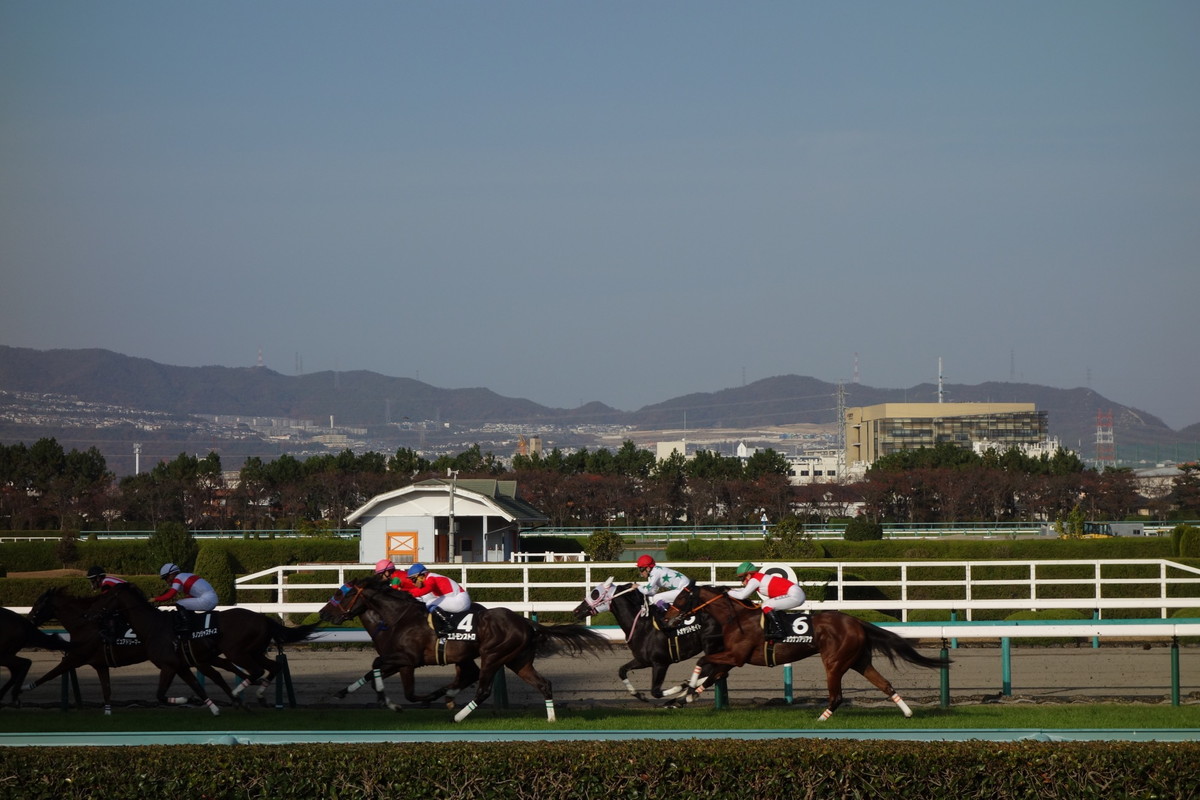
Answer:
[
  {"xmin": 856, "ymin": 664, "xmax": 913, "ymax": 718},
  {"xmin": 0, "ymin": 656, "xmax": 30, "ymax": 705}
]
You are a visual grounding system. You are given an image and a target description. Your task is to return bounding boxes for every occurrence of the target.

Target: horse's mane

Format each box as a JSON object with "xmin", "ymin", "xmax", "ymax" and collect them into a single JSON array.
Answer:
[
  {"xmin": 354, "ymin": 576, "xmax": 423, "ymax": 608},
  {"xmin": 114, "ymin": 581, "xmax": 150, "ymax": 602}
]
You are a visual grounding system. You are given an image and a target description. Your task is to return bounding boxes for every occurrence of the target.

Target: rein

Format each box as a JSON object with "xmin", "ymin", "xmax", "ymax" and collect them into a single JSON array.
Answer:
[{"xmin": 329, "ymin": 583, "xmax": 365, "ymax": 615}]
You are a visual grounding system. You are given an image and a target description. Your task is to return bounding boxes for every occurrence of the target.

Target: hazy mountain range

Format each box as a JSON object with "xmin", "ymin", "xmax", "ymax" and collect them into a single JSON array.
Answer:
[{"xmin": 1, "ymin": 346, "xmax": 1196, "ymax": 470}]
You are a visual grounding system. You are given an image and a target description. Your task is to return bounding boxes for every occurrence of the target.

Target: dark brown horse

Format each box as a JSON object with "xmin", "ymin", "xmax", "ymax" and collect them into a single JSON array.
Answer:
[
  {"xmin": 24, "ymin": 587, "xmax": 319, "ymax": 713},
  {"xmin": 663, "ymin": 584, "xmax": 950, "ymax": 720},
  {"xmin": 318, "ymin": 577, "xmax": 613, "ymax": 722},
  {"xmin": 82, "ymin": 583, "xmax": 321, "ymax": 714},
  {"xmin": 572, "ymin": 577, "xmax": 723, "ymax": 703},
  {"xmin": 1, "ymin": 606, "xmax": 70, "ymax": 705}
]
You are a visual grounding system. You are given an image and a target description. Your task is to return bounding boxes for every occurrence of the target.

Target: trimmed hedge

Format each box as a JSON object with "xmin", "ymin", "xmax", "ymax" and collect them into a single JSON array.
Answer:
[{"xmin": 1, "ymin": 740, "xmax": 1198, "ymax": 799}]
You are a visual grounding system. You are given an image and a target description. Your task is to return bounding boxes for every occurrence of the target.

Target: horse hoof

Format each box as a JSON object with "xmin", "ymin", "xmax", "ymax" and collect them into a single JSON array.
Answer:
[{"xmin": 334, "ymin": 690, "xmax": 348, "ymax": 700}]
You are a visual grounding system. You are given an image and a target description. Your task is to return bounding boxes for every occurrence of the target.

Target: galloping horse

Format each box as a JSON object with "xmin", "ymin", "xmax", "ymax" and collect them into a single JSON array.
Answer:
[
  {"xmin": 663, "ymin": 584, "xmax": 950, "ymax": 720},
  {"xmin": 572, "ymin": 578, "xmax": 723, "ymax": 703},
  {"xmin": 0, "ymin": 607, "xmax": 70, "ymax": 705},
  {"xmin": 85, "ymin": 583, "xmax": 321, "ymax": 715},
  {"xmin": 24, "ymin": 587, "xmax": 320, "ymax": 713},
  {"xmin": 319, "ymin": 577, "xmax": 612, "ymax": 722}
]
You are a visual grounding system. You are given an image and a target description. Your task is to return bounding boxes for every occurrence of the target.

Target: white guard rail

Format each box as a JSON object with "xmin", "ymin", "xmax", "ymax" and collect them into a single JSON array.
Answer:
[{"xmin": 228, "ymin": 559, "xmax": 1200, "ymax": 626}]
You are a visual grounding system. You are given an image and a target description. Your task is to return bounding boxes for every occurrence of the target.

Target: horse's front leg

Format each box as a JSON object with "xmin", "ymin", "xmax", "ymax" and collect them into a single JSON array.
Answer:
[{"xmin": 617, "ymin": 658, "xmax": 651, "ymax": 701}]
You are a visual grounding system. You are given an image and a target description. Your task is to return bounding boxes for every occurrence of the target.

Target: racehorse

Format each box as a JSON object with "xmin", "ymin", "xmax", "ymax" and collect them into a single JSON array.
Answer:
[
  {"xmin": 572, "ymin": 577, "xmax": 723, "ymax": 703},
  {"xmin": 0, "ymin": 606, "xmax": 70, "ymax": 705},
  {"xmin": 24, "ymin": 587, "xmax": 320, "ymax": 713},
  {"xmin": 318, "ymin": 577, "xmax": 613, "ymax": 722},
  {"xmin": 82, "ymin": 582, "xmax": 321, "ymax": 715},
  {"xmin": 663, "ymin": 583, "xmax": 951, "ymax": 720}
]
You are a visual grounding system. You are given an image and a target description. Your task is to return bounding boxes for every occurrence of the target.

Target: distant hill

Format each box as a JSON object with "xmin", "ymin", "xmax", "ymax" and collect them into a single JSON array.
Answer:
[{"xmin": 1, "ymin": 346, "xmax": 1195, "ymax": 462}]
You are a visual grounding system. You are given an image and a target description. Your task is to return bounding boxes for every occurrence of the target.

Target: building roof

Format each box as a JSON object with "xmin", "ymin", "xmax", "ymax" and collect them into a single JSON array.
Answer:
[{"xmin": 345, "ymin": 478, "xmax": 549, "ymax": 527}]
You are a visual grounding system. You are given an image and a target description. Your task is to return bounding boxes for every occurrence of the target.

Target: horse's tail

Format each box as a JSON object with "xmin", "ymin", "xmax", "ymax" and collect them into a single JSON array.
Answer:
[
  {"xmin": 861, "ymin": 619, "xmax": 951, "ymax": 670},
  {"xmin": 266, "ymin": 618, "xmax": 324, "ymax": 647},
  {"xmin": 531, "ymin": 622, "xmax": 614, "ymax": 659}
]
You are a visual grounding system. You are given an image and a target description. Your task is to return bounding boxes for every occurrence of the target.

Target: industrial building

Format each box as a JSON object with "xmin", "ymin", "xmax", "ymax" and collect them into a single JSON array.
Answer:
[{"xmin": 844, "ymin": 402, "xmax": 1048, "ymax": 468}]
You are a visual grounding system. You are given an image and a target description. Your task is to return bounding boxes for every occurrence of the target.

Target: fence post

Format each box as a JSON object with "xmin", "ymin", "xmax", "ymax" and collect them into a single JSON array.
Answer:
[
  {"xmin": 713, "ymin": 676, "xmax": 728, "ymax": 710},
  {"xmin": 1001, "ymin": 637, "xmax": 1012, "ymax": 697},
  {"xmin": 1171, "ymin": 636, "xmax": 1181, "ymax": 707},
  {"xmin": 940, "ymin": 640, "xmax": 951, "ymax": 709}
]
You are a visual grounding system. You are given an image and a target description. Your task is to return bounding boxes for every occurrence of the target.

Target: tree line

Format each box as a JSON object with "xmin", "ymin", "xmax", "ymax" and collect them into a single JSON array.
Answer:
[{"xmin": 0, "ymin": 437, "xmax": 1196, "ymax": 532}]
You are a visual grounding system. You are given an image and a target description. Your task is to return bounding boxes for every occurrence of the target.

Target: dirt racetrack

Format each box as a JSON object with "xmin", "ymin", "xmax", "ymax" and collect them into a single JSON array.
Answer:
[{"xmin": 13, "ymin": 638, "xmax": 1200, "ymax": 713}]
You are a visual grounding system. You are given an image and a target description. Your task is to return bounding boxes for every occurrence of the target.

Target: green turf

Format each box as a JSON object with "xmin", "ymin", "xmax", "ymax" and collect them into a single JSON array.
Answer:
[{"xmin": 2, "ymin": 702, "xmax": 1198, "ymax": 733}]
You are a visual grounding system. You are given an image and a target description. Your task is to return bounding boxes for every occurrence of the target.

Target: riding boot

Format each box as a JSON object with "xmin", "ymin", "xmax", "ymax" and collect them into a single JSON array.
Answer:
[
  {"xmin": 174, "ymin": 608, "xmax": 194, "ymax": 639},
  {"xmin": 431, "ymin": 609, "xmax": 450, "ymax": 636},
  {"xmin": 764, "ymin": 611, "xmax": 782, "ymax": 639}
]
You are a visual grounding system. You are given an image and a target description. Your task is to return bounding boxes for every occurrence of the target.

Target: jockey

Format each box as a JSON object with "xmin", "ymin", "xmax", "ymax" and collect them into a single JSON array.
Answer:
[
  {"xmin": 151, "ymin": 562, "xmax": 218, "ymax": 634},
  {"xmin": 404, "ymin": 563, "xmax": 470, "ymax": 631},
  {"xmin": 727, "ymin": 561, "xmax": 806, "ymax": 636},
  {"xmin": 86, "ymin": 565, "xmax": 127, "ymax": 593},
  {"xmin": 87, "ymin": 565, "xmax": 129, "ymax": 642},
  {"xmin": 374, "ymin": 558, "xmax": 416, "ymax": 592},
  {"xmin": 634, "ymin": 555, "xmax": 691, "ymax": 610}
]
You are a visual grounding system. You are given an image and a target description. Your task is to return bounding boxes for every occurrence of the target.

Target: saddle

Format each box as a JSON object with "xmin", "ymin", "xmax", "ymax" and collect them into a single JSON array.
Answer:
[
  {"xmin": 172, "ymin": 609, "xmax": 220, "ymax": 641},
  {"xmin": 760, "ymin": 610, "xmax": 814, "ymax": 643},
  {"xmin": 427, "ymin": 607, "xmax": 477, "ymax": 642}
]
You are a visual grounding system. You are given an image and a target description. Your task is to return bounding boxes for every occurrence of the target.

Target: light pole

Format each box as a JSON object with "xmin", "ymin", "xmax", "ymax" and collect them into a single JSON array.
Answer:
[{"xmin": 447, "ymin": 468, "xmax": 459, "ymax": 562}]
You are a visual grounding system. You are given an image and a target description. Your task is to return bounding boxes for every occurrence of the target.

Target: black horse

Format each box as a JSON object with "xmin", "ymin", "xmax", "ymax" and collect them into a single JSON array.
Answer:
[
  {"xmin": 319, "ymin": 577, "xmax": 613, "ymax": 722},
  {"xmin": 0, "ymin": 606, "xmax": 70, "ymax": 705},
  {"xmin": 85, "ymin": 582, "xmax": 320, "ymax": 714},
  {"xmin": 572, "ymin": 577, "xmax": 723, "ymax": 703},
  {"xmin": 25, "ymin": 587, "xmax": 319, "ymax": 713}
]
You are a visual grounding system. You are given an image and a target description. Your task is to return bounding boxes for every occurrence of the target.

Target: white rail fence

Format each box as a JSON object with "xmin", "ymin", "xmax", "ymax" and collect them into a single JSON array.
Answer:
[{"xmin": 230, "ymin": 559, "xmax": 1200, "ymax": 628}]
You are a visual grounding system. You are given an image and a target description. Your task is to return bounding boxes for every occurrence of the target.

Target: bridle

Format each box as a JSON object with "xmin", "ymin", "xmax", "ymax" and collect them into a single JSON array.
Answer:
[
  {"xmin": 327, "ymin": 583, "xmax": 366, "ymax": 617},
  {"xmin": 582, "ymin": 582, "xmax": 639, "ymax": 615}
]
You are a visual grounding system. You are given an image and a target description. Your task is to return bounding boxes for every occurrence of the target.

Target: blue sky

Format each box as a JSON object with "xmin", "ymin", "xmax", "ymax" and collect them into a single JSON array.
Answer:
[{"xmin": 2, "ymin": 2, "xmax": 1197, "ymax": 428}]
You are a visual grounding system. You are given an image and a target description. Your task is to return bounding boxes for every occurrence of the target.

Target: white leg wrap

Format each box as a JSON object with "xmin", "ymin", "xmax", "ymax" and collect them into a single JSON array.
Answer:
[
  {"xmin": 545, "ymin": 700, "xmax": 556, "ymax": 723},
  {"xmin": 622, "ymin": 678, "xmax": 637, "ymax": 695},
  {"xmin": 169, "ymin": 696, "xmax": 189, "ymax": 705},
  {"xmin": 891, "ymin": 693, "xmax": 913, "ymax": 718},
  {"xmin": 103, "ymin": 705, "xmax": 112, "ymax": 716},
  {"xmin": 453, "ymin": 700, "xmax": 478, "ymax": 723},
  {"xmin": 818, "ymin": 708, "xmax": 833, "ymax": 721},
  {"xmin": 232, "ymin": 678, "xmax": 251, "ymax": 697},
  {"xmin": 205, "ymin": 698, "xmax": 220, "ymax": 716},
  {"xmin": 660, "ymin": 685, "xmax": 682, "ymax": 697},
  {"xmin": 372, "ymin": 669, "xmax": 385, "ymax": 692},
  {"xmin": 688, "ymin": 665, "xmax": 703, "ymax": 689},
  {"xmin": 23, "ymin": 682, "xmax": 36, "ymax": 692},
  {"xmin": 346, "ymin": 676, "xmax": 367, "ymax": 694}
]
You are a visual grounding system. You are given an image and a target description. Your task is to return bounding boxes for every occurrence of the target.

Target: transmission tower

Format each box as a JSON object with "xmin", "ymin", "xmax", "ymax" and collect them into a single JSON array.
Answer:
[{"xmin": 1095, "ymin": 409, "xmax": 1116, "ymax": 467}]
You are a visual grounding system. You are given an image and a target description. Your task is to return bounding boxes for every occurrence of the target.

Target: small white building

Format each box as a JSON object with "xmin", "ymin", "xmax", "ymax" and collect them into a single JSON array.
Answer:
[{"xmin": 348, "ymin": 479, "xmax": 549, "ymax": 566}]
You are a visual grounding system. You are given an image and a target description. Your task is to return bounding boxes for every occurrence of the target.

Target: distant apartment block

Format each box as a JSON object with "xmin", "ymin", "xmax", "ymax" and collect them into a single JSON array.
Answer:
[{"xmin": 844, "ymin": 402, "xmax": 1048, "ymax": 467}]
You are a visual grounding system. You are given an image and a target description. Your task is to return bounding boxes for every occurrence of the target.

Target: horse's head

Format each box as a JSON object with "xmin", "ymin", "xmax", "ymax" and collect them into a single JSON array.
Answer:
[
  {"xmin": 28, "ymin": 588, "xmax": 60, "ymax": 627},
  {"xmin": 573, "ymin": 577, "xmax": 616, "ymax": 621},
  {"xmin": 318, "ymin": 581, "xmax": 370, "ymax": 625},
  {"xmin": 661, "ymin": 581, "xmax": 698, "ymax": 625}
]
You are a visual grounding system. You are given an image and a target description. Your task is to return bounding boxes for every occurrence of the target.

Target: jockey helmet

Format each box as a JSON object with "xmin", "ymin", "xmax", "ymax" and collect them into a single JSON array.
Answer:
[
  {"xmin": 406, "ymin": 563, "xmax": 428, "ymax": 578},
  {"xmin": 735, "ymin": 561, "xmax": 757, "ymax": 576},
  {"xmin": 374, "ymin": 558, "xmax": 395, "ymax": 574},
  {"xmin": 86, "ymin": 565, "xmax": 106, "ymax": 580},
  {"xmin": 159, "ymin": 563, "xmax": 181, "ymax": 578},
  {"xmin": 636, "ymin": 555, "xmax": 655, "ymax": 569}
]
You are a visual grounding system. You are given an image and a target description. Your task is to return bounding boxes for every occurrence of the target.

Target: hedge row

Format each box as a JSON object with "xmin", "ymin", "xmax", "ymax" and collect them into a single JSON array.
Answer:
[
  {"xmin": 3, "ymin": 739, "xmax": 1198, "ymax": 799},
  {"xmin": 0, "ymin": 537, "xmax": 358, "ymax": 577}
]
